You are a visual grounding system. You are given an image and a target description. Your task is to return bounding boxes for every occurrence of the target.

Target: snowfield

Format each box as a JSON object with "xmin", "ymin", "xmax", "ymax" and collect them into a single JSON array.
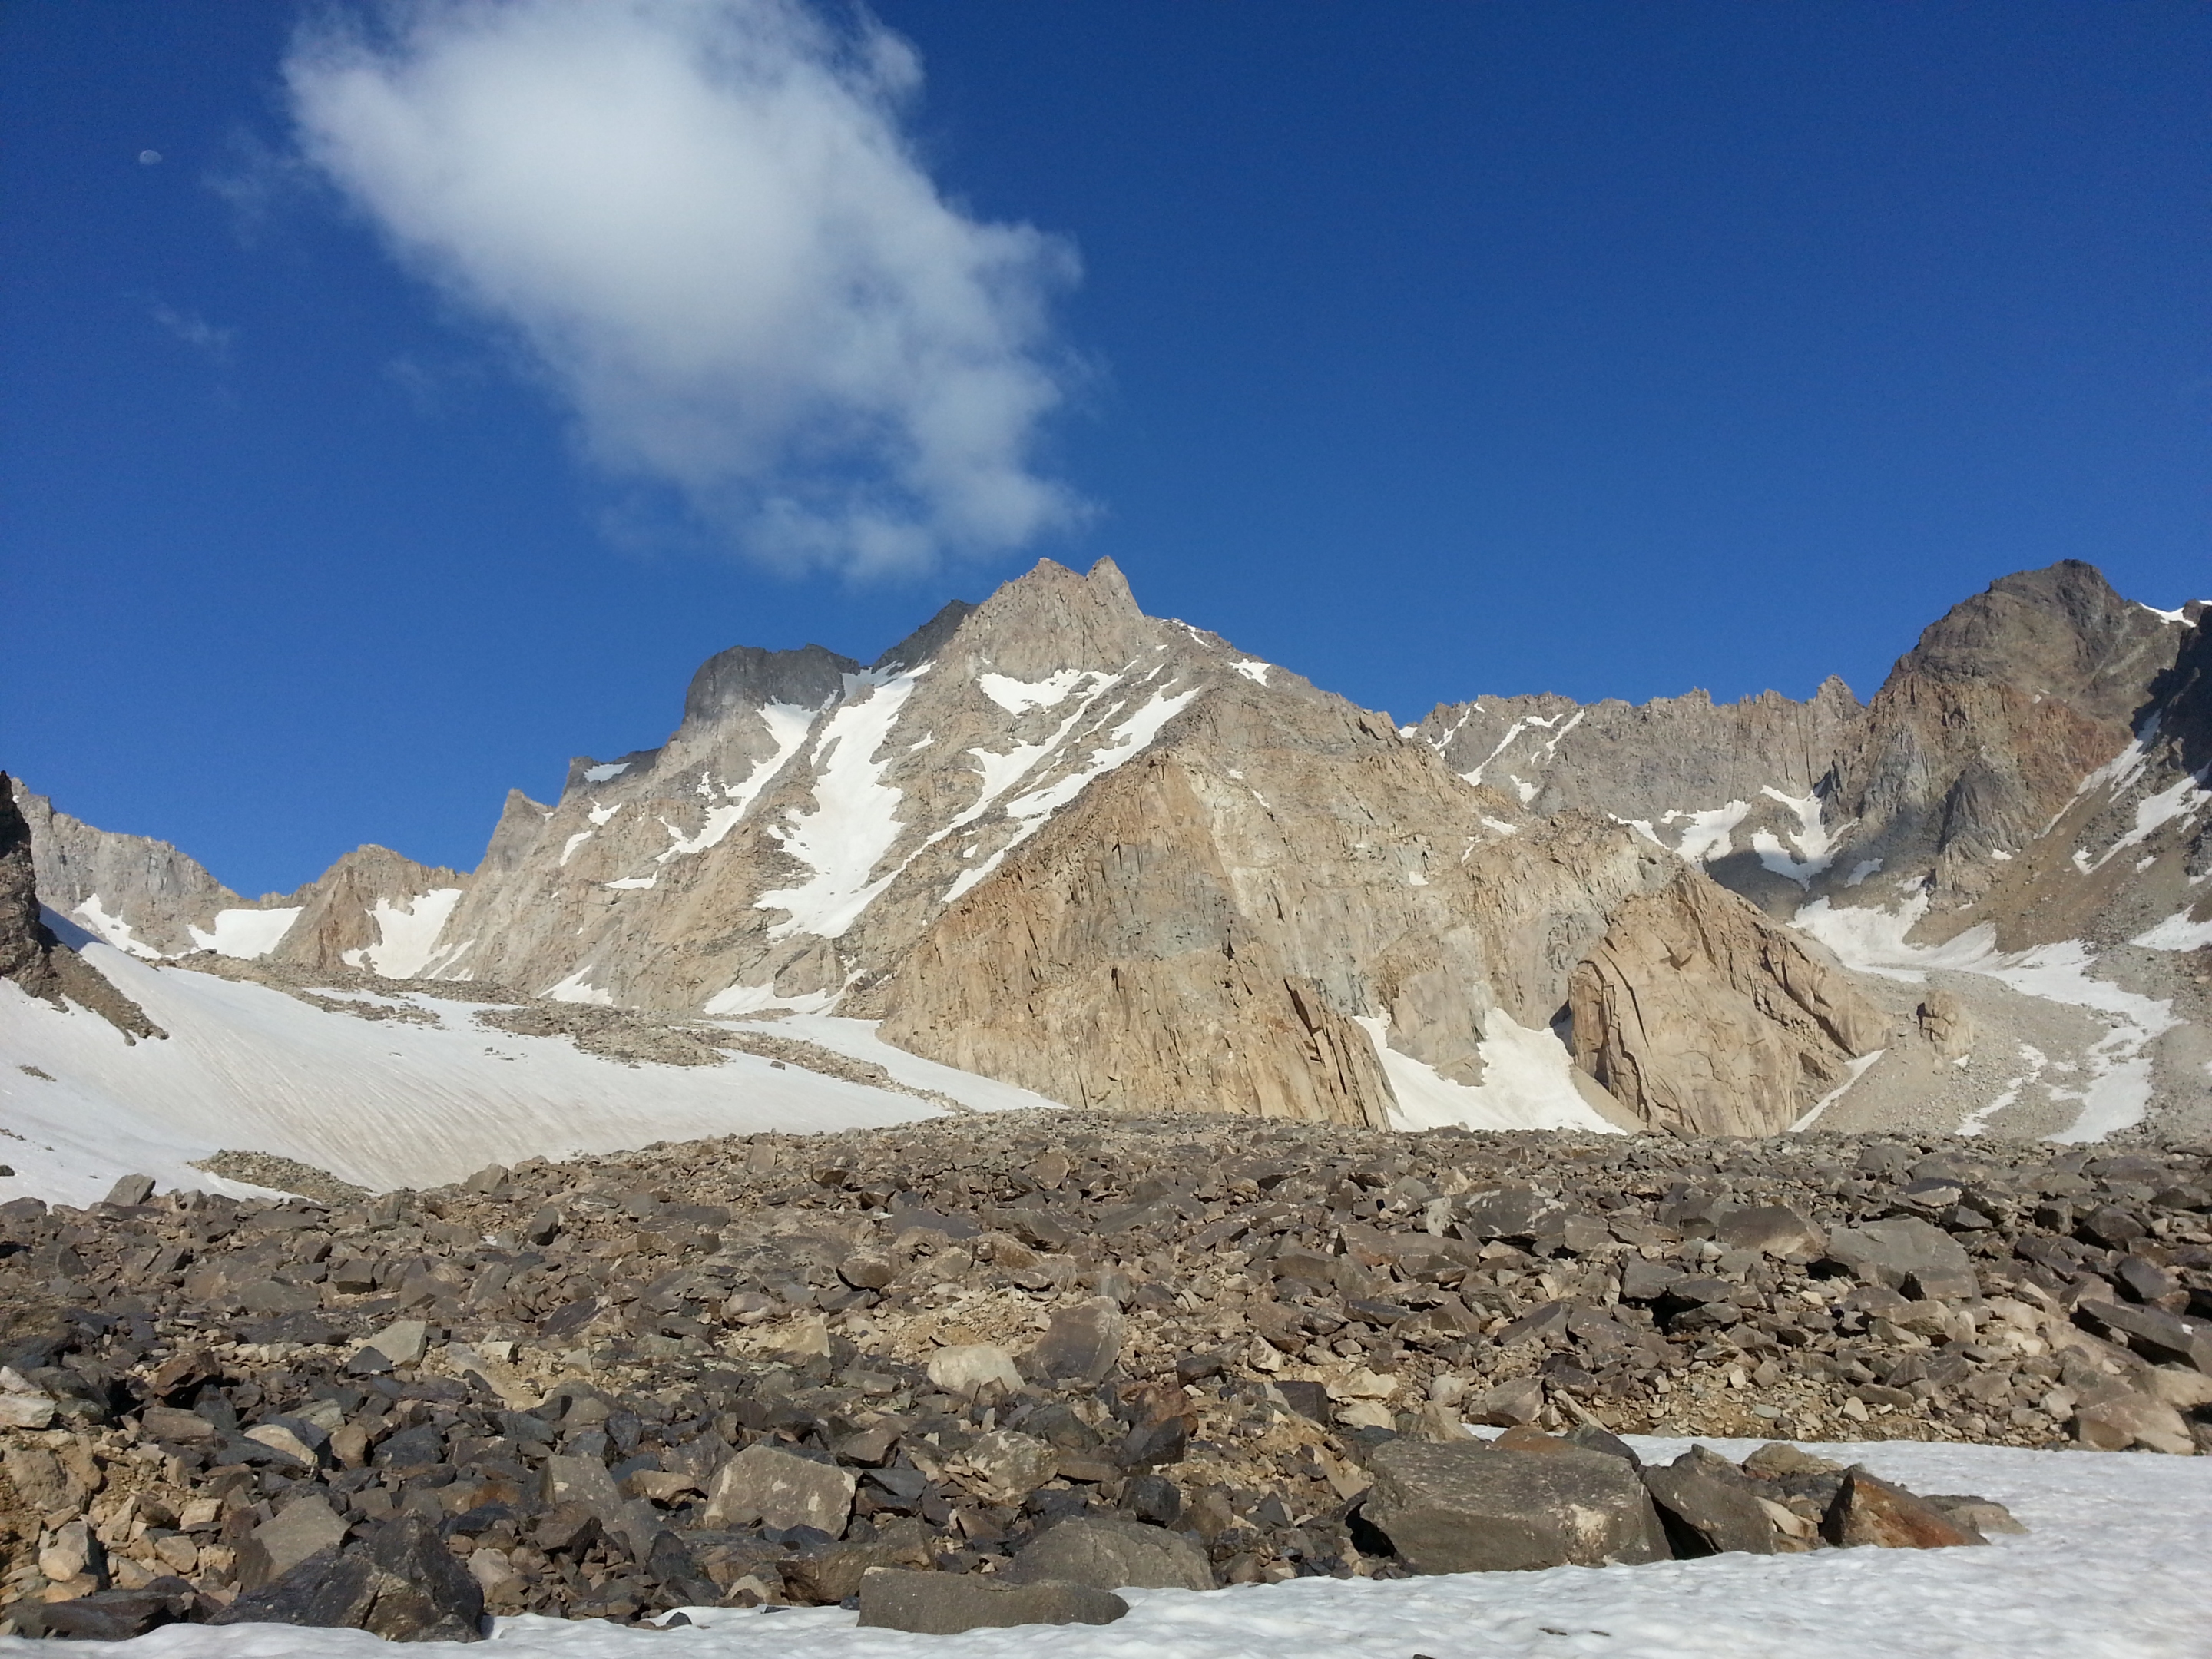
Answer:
[
  {"xmin": 0, "ymin": 938, "xmax": 1050, "ymax": 1205},
  {"xmin": 12, "ymin": 1437, "xmax": 2204, "ymax": 1659}
]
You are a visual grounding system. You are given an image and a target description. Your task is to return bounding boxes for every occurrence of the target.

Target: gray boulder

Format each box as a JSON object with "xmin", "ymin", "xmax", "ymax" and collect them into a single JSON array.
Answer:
[
  {"xmin": 233, "ymin": 1495, "xmax": 348, "ymax": 1591},
  {"xmin": 1823, "ymin": 1218, "xmax": 1976, "ymax": 1299},
  {"xmin": 701, "ymin": 1442, "xmax": 856, "ymax": 1535},
  {"xmin": 856, "ymin": 1568, "xmax": 1127, "ymax": 1634},
  {"xmin": 1028, "ymin": 1299, "xmax": 1125, "ymax": 1386},
  {"xmin": 1006, "ymin": 1516, "xmax": 1213, "ymax": 1591},
  {"xmin": 214, "ymin": 1515, "xmax": 483, "ymax": 1641},
  {"xmin": 1641, "ymin": 1445, "xmax": 1778, "ymax": 1555},
  {"xmin": 1361, "ymin": 1441, "xmax": 1671, "ymax": 1573},
  {"xmin": 1715, "ymin": 1204, "xmax": 1826, "ymax": 1259},
  {"xmin": 2076, "ymin": 1300, "xmax": 2212, "ymax": 1375}
]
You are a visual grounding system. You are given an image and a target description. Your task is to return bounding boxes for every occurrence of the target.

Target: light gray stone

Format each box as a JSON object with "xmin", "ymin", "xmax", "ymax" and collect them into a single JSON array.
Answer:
[
  {"xmin": 1006, "ymin": 1517, "xmax": 1213, "ymax": 1592},
  {"xmin": 1362, "ymin": 1441, "xmax": 1671, "ymax": 1573},
  {"xmin": 856, "ymin": 1568, "xmax": 1127, "ymax": 1634},
  {"xmin": 701, "ymin": 1442, "xmax": 856, "ymax": 1535},
  {"xmin": 236, "ymin": 1496, "xmax": 349, "ymax": 1591},
  {"xmin": 1823, "ymin": 1218, "xmax": 1976, "ymax": 1300}
]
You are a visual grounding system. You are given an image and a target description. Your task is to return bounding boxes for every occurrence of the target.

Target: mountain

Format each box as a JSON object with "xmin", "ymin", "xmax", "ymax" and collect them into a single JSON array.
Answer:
[{"xmin": 7, "ymin": 558, "xmax": 2208, "ymax": 1193}]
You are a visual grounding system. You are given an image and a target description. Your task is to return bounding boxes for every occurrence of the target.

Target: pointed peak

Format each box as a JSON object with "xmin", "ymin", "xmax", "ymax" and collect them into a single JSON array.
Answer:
[
  {"xmin": 872, "ymin": 598, "xmax": 977, "ymax": 674},
  {"xmin": 1085, "ymin": 555, "xmax": 1135, "ymax": 604}
]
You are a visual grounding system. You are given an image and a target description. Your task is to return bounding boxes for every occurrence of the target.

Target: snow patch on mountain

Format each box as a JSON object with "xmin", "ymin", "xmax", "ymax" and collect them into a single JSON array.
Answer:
[
  {"xmin": 1753, "ymin": 789, "xmax": 1843, "ymax": 886},
  {"xmin": 187, "ymin": 907, "xmax": 301, "ymax": 960},
  {"xmin": 73, "ymin": 895, "xmax": 164, "ymax": 959},
  {"xmin": 945, "ymin": 684, "xmax": 1201, "ymax": 905},
  {"xmin": 757, "ymin": 670, "xmax": 926, "ymax": 940},
  {"xmin": 1794, "ymin": 896, "xmax": 2176, "ymax": 1141},
  {"xmin": 1356, "ymin": 1010, "xmax": 1620, "ymax": 1135},
  {"xmin": 976, "ymin": 668, "xmax": 1108, "ymax": 714},
  {"xmin": 543, "ymin": 969, "xmax": 614, "ymax": 1007},
  {"xmin": 2134, "ymin": 907, "xmax": 2212, "ymax": 952},
  {"xmin": 341, "ymin": 889, "xmax": 462, "ymax": 978}
]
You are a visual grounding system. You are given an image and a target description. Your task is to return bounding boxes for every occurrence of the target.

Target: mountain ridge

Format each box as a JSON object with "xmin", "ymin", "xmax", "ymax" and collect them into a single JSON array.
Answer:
[{"xmin": 9, "ymin": 557, "xmax": 2209, "ymax": 1150}]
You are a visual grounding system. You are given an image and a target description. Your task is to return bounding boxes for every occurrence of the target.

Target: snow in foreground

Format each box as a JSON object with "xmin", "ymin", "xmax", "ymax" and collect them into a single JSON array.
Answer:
[
  {"xmin": 0, "ymin": 943, "xmax": 1058, "ymax": 1204},
  {"xmin": 28, "ymin": 1438, "xmax": 2207, "ymax": 1659}
]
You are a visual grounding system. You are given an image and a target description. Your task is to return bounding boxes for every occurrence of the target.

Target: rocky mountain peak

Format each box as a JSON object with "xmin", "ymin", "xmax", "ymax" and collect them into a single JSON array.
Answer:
[
  {"xmin": 1883, "ymin": 559, "xmax": 2175, "ymax": 723},
  {"xmin": 938, "ymin": 556, "xmax": 1154, "ymax": 680},
  {"xmin": 678, "ymin": 641, "xmax": 858, "ymax": 735}
]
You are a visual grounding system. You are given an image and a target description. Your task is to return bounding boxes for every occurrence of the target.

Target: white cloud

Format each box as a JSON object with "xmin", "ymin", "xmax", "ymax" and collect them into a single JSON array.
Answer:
[
  {"xmin": 285, "ymin": 0, "xmax": 1084, "ymax": 577},
  {"xmin": 150, "ymin": 303, "xmax": 236, "ymax": 363}
]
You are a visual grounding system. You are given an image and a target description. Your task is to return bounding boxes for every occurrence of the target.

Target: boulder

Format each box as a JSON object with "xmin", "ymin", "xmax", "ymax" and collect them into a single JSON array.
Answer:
[
  {"xmin": 1029, "ymin": 1299, "xmax": 1125, "ymax": 1386},
  {"xmin": 1823, "ymin": 1218, "xmax": 1977, "ymax": 1300},
  {"xmin": 701, "ymin": 1442, "xmax": 856, "ymax": 1534},
  {"xmin": 1360, "ymin": 1440, "xmax": 1671, "ymax": 1573},
  {"xmin": 1457, "ymin": 1187, "xmax": 1560, "ymax": 1243},
  {"xmin": 928, "ymin": 1343, "xmax": 1025, "ymax": 1396},
  {"xmin": 234, "ymin": 1495, "xmax": 348, "ymax": 1591},
  {"xmin": 1715, "ymin": 1204, "xmax": 1827, "ymax": 1259},
  {"xmin": 1821, "ymin": 1468, "xmax": 1988, "ymax": 1548},
  {"xmin": 2073, "ymin": 1388, "xmax": 2198, "ymax": 1455},
  {"xmin": 1641, "ymin": 1445, "xmax": 1778, "ymax": 1555},
  {"xmin": 2075, "ymin": 1301, "xmax": 2212, "ymax": 1375},
  {"xmin": 1005, "ymin": 1516, "xmax": 1214, "ymax": 1592},
  {"xmin": 104, "ymin": 1174, "xmax": 157, "ymax": 1207},
  {"xmin": 1464, "ymin": 1376, "xmax": 1545, "ymax": 1427},
  {"xmin": 856, "ymin": 1568, "xmax": 1127, "ymax": 1634},
  {"xmin": 959, "ymin": 1429, "xmax": 1059, "ymax": 1505},
  {"xmin": 214, "ymin": 1515, "xmax": 484, "ymax": 1641},
  {"xmin": 6, "ymin": 1584, "xmax": 191, "ymax": 1641}
]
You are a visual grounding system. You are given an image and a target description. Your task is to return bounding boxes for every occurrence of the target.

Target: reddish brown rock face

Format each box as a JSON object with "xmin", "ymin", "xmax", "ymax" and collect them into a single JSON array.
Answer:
[{"xmin": 1821, "ymin": 1468, "xmax": 1987, "ymax": 1549}]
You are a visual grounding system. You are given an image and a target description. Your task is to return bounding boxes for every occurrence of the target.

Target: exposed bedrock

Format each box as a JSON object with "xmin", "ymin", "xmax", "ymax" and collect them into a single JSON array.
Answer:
[{"xmin": 1566, "ymin": 868, "xmax": 1889, "ymax": 1137}]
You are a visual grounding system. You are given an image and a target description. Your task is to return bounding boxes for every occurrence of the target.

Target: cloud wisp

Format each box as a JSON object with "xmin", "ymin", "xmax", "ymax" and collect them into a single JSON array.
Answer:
[{"xmin": 285, "ymin": 0, "xmax": 1084, "ymax": 577}]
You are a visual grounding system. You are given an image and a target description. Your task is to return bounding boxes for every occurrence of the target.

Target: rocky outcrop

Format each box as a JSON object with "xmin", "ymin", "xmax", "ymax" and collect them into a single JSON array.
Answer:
[
  {"xmin": 10, "ymin": 779, "xmax": 245, "ymax": 958},
  {"xmin": 1825, "ymin": 561, "xmax": 2187, "ymax": 909},
  {"xmin": 1565, "ymin": 869, "xmax": 1888, "ymax": 1136},
  {"xmin": 263, "ymin": 846, "xmax": 468, "ymax": 977},
  {"xmin": 0, "ymin": 774, "xmax": 160, "ymax": 1040}
]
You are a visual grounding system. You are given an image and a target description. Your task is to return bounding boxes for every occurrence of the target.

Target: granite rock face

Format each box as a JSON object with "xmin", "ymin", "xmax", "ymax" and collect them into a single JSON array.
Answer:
[{"xmin": 1566, "ymin": 868, "xmax": 1889, "ymax": 1135}]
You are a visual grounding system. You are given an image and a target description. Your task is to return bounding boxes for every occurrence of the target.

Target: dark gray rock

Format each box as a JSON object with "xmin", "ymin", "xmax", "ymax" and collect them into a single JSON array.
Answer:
[
  {"xmin": 1641, "ymin": 1445, "xmax": 1777, "ymax": 1555},
  {"xmin": 1458, "ymin": 1186, "xmax": 1561, "ymax": 1243},
  {"xmin": 1029, "ymin": 1299, "xmax": 1125, "ymax": 1386},
  {"xmin": 2076, "ymin": 1299, "xmax": 2212, "ymax": 1374},
  {"xmin": 857, "ymin": 1568, "xmax": 1127, "ymax": 1634},
  {"xmin": 233, "ymin": 1495, "xmax": 348, "ymax": 1591},
  {"xmin": 1823, "ymin": 1218, "xmax": 1976, "ymax": 1299},
  {"xmin": 214, "ymin": 1515, "xmax": 484, "ymax": 1641},
  {"xmin": 1361, "ymin": 1441, "xmax": 1671, "ymax": 1573},
  {"xmin": 1006, "ymin": 1516, "xmax": 1213, "ymax": 1591},
  {"xmin": 6, "ymin": 1584, "xmax": 191, "ymax": 1640}
]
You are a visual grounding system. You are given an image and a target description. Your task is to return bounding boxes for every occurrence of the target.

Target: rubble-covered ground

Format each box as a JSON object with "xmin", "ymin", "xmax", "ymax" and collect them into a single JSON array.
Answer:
[{"xmin": 2, "ymin": 1114, "xmax": 2210, "ymax": 1635}]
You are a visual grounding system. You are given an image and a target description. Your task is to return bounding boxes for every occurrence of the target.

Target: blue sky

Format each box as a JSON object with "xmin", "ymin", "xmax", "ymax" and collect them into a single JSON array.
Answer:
[{"xmin": 5, "ymin": 2, "xmax": 2207, "ymax": 896}]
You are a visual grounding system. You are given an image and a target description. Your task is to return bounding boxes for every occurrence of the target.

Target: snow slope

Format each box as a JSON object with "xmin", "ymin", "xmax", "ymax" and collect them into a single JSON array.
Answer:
[
  {"xmin": 1356, "ymin": 1011, "xmax": 1621, "ymax": 1134},
  {"xmin": 1794, "ymin": 896, "xmax": 2177, "ymax": 1141},
  {"xmin": 0, "ymin": 943, "xmax": 1048, "ymax": 1205},
  {"xmin": 32, "ymin": 1437, "xmax": 2207, "ymax": 1659}
]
